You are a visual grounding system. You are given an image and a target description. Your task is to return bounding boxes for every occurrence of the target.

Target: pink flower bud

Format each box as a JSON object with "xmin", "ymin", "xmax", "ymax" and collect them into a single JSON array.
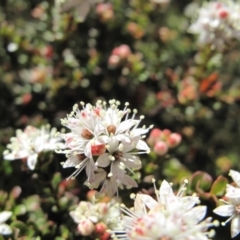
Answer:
[
  {"xmin": 41, "ymin": 45, "xmax": 53, "ymax": 58},
  {"xmin": 112, "ymin": 45, "xmax": 131, "ymax": 59},
  {"xmin": 100, "ymin": 231, "xmax": 111, "ymax": 240},
  {"xmin": 77, "ymin": 219, "xmax": 95, "ymax": 236},
  {"xmin": 147, "ymin": 128, "xmax": 161, "ymax": 145},
  {"xmin": 94, "ymin": 222, "xmax": 107, "ymax": 235},
  {"xmin": 153, "ymin": 141, "xmax": 168, "ymax": 156},
  {"xmin": 86, "ymin": 190, "xmax": 97, "ymax": 201},
  {"xmin": 96, "ymin": 3, "xmax": 114, "ymax": 22},
  {"xmin": 127, "ymin": 22, "xmax": 145, "ymax": 39},
  {"xmin": 97, "ymin": 203, "xmax": 108, "ymax": 215},
  {"xmin": 167, "ymin": 133, "xmax": 182, "ymax": 148},
  {"xmin": 108, "ymin": 55, "xmax": 120, "ymax": 67},
  {"xmin": 161, "ymin": 129, "xmax": 171, "ymax": 141},
  {"xmin": 218, "ymin": 9, "xmax": 228, "ymax": 19},
  {"xmin": 22, "ymin": 93, "xmax": 32, "ymax": 105}
]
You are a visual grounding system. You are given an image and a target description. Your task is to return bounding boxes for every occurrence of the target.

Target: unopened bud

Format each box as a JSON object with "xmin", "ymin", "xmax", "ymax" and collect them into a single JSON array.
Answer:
[
  {"xmin": 96, "ymin": 3, "xmax": 114, "ymax": 22},
  {"xmin": 94, "ymin": 222, "xmax": 107, "ymax": 235},
  {"xmin": 153, "ymin": 141, "xmax": 168, "ymax": 156},
  {"xmin": 86, "ymin": 190, "xmax": 97, "ymax": 201},
  {"xmin": 147, "ymin": 128, "xmax": 161, "ymax": 145},
  {"xmin": 112, "ymin": 44, "xmax": 131, "ymax": 59},
  {"xmin": 108, "ymin": 55, "xmax": 120, "ymax": 67},
  {"xmin": 161, "ymin": 129, "xmax": 171, "ymax": 139},
  {"xmin": 77, "ymin": 219, "xmax": 94, "ymax": 236},
  {"xmin": 167, "ymin": 133, "xmax": 182, "ymax": 148},
  {"xmin": 100, "ymin": 231, "xmax": 111, "ymax": 240}
]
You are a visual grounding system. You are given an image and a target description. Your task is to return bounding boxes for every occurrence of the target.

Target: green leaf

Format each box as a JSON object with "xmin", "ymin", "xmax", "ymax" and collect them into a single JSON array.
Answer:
[
  {"xmin": 23, "ymin": 195, "xmax": 40, "ymax": 212},
  {"xmin": 190, "ymin": 171, "xmax": 213, "ymax": 191},
  {"xmin": 10, "ymin": 220, "xmax": 29, "ymax": 235},
  {"xmin": 14, "ymin": 204, "xmax": 27, "ymax": 216},
  {"xmin": 210, "ymin": 176, "xmax": 228, "ymax": 196},
  {"xmin": 51, "ymin": 172, "xmax": 62, "ymax": 191}
]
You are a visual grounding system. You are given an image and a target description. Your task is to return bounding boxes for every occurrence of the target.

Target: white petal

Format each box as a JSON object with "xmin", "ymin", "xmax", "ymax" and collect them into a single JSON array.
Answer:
[
  {"xmin": 27, "ymin": 153, "xmax": 38, "ymax": 170},
  {"xmin": 117, "ymin": 119, "xmax": 136, "ymax": 134},
  {"xmin": 3, "ymin": 151, "xmax": 28, "ymax": 160},
  {"xmin": 115, "ymin": 134, "xmax": 131, "ymax": 143},
  {"xmin": 231, "ymin": 215, "xmax": 240, "ymax": 238},
  {"xmin": 180, "ymin": 196, "xmax": 199, "ymax": 211},
  {"xmin": 136, "ymin": 140, "xmax": 150, "ymax": 152},
  {"xmin": 97, "ymin": 135, "xmax": 109, "ymax": 144},
  {"xmin": 107, "ymin": 138, "xmax": 119, "ymax": 153},
  {"xmin": 111, "ymin": 163, "xmax": 125, "ymax": 181},
  {"xmin": 134, "ymin": 194, "xmax": 147, "ymax": 216},
  {"xmin": 63, "ymin": 156, "xmax": 80, "ymax": 168},
  {"xmin": 121, "ymin": 175, "xmax": 138, "ymax": 188},
  {"xmin": 185, "ymin": 205, "xmax": 207, "ymax": 224},
  {"xmin": 100, "ymin": 179, "xmax": 118, "ymax": 197},
  {"xmin": 137, "ymin": 194, "xmax": 158, "ymax": 210},
  {"xmin": 0, "ymin": 212, "xmax": 12, "ymax": 223},
  {"xmin": 85, "ymin": 159, "xmax": 96, "ymax": 182},
  {"xmin": 96, "ymin": 153, "xmax": 111, "ymax": 167},
  {"xmin": 131, "ymin": 127, "xmax": 149, "ymax": 136},
  {"xmin": 84, "ymin": 141, "xmax": 93, "ymax": 158},
  {"xmin": 226, "ymin": 184, "xmax": 240, "ymax": 198},
  {"xmin": 159, "ymin": 180, "xmax": 176, "ymax": 204},
  {"xmin": 0, "ymin": 223, "xmax": 12, "ymax": 235},
  {"xmin": 230, "ymin": 170, "xmax": 240, "ymax": 187},
  {"xmin": 213, "ymin": 205, "xmax": 234, "ymax": 217},
  {"xmin": 124, "ymin": 155, "xmax": 142, "ymax": 169}
]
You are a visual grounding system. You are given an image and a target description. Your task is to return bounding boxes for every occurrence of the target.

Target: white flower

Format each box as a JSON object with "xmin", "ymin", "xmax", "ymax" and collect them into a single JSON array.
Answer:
[
  {"xmin": 86, "ymin": 168, "xmax": 138, "ymax": 197},
  {"xmin": 70, "ymin": 197, "xmax": 122, "ymax": 236},
  {"xmin": 188, "ymin": 1, "xmax": 240, "ymax": 51},
  {"xmin": 113, "ymin": 179, "xmax": 218, "ymax": 240},
  {"xmin": 3, "ymin": 125, "xmax": 64, "ymax": 170},
  {"xmin": 96, "ymin": 140, "xmax": 143, "ymax": 184},
  {"xmin": 213, "ymin": 169, "xmax": 240, "ymax": 238},
  {"xmin": 0, "ymin": 211, "xmax": 12, "ymax": 235},
  {"xmin": 58, "ymin": 99, "xmax": 151, "ymax": 196}
]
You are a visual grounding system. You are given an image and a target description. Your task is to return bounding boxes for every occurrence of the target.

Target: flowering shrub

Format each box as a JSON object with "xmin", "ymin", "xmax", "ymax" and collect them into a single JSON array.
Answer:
[
  {"xmin": 1, "ymin": 0, "xmax": 240, "ymax": 239},
  {"xmin": 188, "ymin": 1, "xmax": 240, "ymax": 51}
]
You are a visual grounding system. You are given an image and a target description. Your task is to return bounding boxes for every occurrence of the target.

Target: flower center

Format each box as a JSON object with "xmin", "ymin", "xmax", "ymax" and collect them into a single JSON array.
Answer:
[
  {"xmin": 91, "ymin": 143, "xmax": 106, "ymax": 156},
  {"xmin": 77, "ymin": 154, "xmax": 86, "ymax": 162},
  {"xmin": 81, "ymin": 129, "xmax": 93, "ymax": 139},
  {"xmin": 113, "ymin": 151, "xmax": 123, "ymax": 161},
  {"xmin": 107, "ymin": 124, "xmax": 116, "ymax": 134}
]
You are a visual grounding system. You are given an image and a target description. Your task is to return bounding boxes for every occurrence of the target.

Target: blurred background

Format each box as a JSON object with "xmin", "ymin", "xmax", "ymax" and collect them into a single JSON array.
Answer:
[{"xmin": 1, "ymin": 0, "xmax": 240, "ymax": 239}]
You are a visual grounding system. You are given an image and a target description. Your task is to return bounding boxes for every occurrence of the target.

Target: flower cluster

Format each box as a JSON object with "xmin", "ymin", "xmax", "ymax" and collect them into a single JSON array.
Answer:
[
  {"xmin": 70, "ymin": 192, "xmax": 122, "ymax": 238},
  {"xmin": 3, "ymin": 125, "xmax": 64, "ymax": 170},
  {"xmin": 147, "ymin": 128, "xmax": 181, "ymax": 156},
  {"xmin": 57, "ymin": 99, "xmax": 151, "ymax": 196},
  {"xmin": 214, "ymin": 169, "xmax": 240, "ymax": 238},
  {"xmin": 0, "ymin": 211, "xmax": 12, "ymax": 235},
  {"xmin": 113, "ymin": 179, "xmax": 218, "ymax": 240},
  {"xmin": 188, "ymin": 1, "xmax": 240, "ymax": 51}
]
